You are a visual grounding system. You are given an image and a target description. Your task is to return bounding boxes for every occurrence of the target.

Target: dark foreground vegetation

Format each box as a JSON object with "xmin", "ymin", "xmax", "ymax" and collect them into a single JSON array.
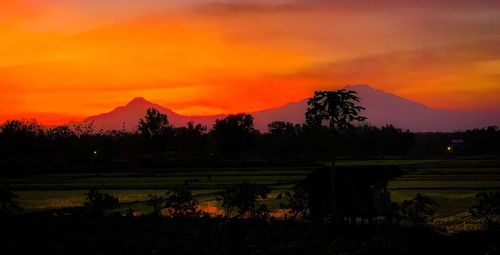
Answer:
[
  {"xmin": 2, "ymin": 214, "xmax": 500, "ymax": 255},
  {"xmin": 2, "ymin": 183, "xmax": 500, "ymax": 255},
  {"xmin": 2, "ymin": 173, "xmax": 500, "ymax": 254}
]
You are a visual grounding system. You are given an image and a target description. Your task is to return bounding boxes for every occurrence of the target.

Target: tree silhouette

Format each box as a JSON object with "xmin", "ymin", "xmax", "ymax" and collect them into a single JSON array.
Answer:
[
  {"xmin": 138, "ymin": 108, "xmax": 171, "ymax": 152},
  {"xmin": 305, "ymin": 89, "xmax": 366, "ymax": 216},
  {"xmin": 267, "ymin": 121, "xmax": 299, "ymax": 136},
  {"xmin": 138, "ymin": 108, "xmax": 170, "ymax": 139},
  {"xmin": 210, "ymin": 114, "xmax": 258, "ymax": 155},
  {"xmin": 173, "ymin": 122, "xmax": 207, "ymax": 156},
  {"xmin": 306, "ymin": 89, "xmax": 366, "ymax": 166},
  {"xmin": 0, "ymin": 120, "xmax": 44, "ymax": 157}
]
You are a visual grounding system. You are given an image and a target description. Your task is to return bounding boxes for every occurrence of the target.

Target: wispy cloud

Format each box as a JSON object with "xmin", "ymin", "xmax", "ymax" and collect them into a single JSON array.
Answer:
[{"xmin": 0, "ymin": 0, "xmax": 499, "ymax": 123}]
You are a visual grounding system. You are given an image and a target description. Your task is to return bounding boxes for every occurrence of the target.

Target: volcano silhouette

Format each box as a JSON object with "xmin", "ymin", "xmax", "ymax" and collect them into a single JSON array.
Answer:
[{"xmin": 84, "ymin": 85, "xmax": 499, "ymax": 132}]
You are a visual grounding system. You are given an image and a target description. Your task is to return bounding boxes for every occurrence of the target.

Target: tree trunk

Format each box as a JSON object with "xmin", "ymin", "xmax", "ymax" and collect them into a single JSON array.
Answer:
[{"xmin": 330, "ymin": 126, "xmax": 337, "ymax": 218}]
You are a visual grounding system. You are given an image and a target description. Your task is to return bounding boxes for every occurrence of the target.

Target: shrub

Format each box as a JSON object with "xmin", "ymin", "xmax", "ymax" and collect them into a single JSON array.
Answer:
[
  {"xmin": 253, "ymin": 204, "xmax": 271, "ymax": 220},
  {"xmin": 0, "ymin": 189, "xmax": 22, "ymax": 215},
  {"xmin": 83, "ymin": 189, "xmax": 119, "ymax": 215},
  {"xmin": 218, "ymin": 182, "xmax": 270, "ymax": 218},
  {"xmin": 277, "ymin": 184, "xmax": 309, "ymax": 220},
  {"xmin": 164, "ymin": 190, "xmax": 199, "ymax": 217},
  {"xmin": 147, "ymin": 194, "xmax": 165, "ymax": 217},
  {"xmin": 469, "ymin": 192, "xmax": 500, "ymax": 228},
  {"xmin": 400, "ymin": 194, "xmax": 438, "ymax": 226},
  {"xmin": 146, "ymin": 190, "xmax": 199, "ymax": 218}
]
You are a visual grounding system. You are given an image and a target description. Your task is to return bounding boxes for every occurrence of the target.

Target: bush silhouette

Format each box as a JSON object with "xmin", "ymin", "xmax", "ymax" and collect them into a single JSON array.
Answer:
[
  {"xmin": 218, "ymin": 182, "xmax": 270, "ymax": 218},
  {"xmin": 147, "ymin": 190, "xmax": 199, "ymax": 217},
  {"xmin": 469, "ymin": 192, "xmax": 500, "ymax": 229},
  {"xmin": 164, "ymin": 190, "xmax": 199, "ymax": 217},
  {"xmin": 83, "ymin": 189, "xmax": 119, "ymax": 216},
  {"xmin": 400, "ymin": 194, "xmax": 438, "ymax": 226},
  {"xmin": 278, "ymin": 183, "xmax": 309, "ymax": 220},
  {"xmin": 0, "ymin": 188, "xmax": 22, "ymax": 215},
  {"xmin": 147, "ymin": 194, "xmax": 165, "ymax": 217}
]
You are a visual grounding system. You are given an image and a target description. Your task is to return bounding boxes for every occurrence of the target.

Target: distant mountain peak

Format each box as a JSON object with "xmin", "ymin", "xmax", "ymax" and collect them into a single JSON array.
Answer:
[
  {"xmin": 126, "ymin": 97, "xmax": 152, "ymax": 106},
  {"xmin": 343, "ymin": 84, "xmax": 374, "ymax": 90}
]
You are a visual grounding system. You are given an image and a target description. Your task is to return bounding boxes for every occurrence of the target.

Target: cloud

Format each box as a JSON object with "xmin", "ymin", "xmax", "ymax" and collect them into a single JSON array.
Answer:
[
  {"xmin": 1, "ymin": 0, "xmax": 500, "ymax": 122},
  {"xmin": 194, "ymin": 0, "xmax": 500, "ymax": 15},
  {"xmin": 286, "ymin": 39, "xmax": 500, "ymax": 109}
]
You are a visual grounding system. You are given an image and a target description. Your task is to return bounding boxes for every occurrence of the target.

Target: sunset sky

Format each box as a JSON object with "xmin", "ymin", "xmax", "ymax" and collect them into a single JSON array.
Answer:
[{"xmin": 1, "ymin": 0, "xmax": 500, "ymax": 124}]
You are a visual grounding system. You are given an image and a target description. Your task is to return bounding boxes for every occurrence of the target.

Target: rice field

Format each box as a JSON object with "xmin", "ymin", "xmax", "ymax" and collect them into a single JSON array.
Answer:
[{"xmin": 2, "ymin": 157, "xmax": 500, "ymax": 231}]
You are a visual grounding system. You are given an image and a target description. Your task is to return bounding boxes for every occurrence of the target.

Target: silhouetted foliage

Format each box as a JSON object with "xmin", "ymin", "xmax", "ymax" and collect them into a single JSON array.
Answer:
[
  {"xmin": 146, "ymin": 190, "xmax": 199, "ymax": 217},
  {"xmin": 172, "ymin": 122, "xmax": 208, "ymax": 156},
  {"xmin": 83, "ymin": 189, "xmax": 119, "ymax": 216},
  {"xmin": 164, "ymin": 190, "xmax": 199, "ymax": 217},
  {"xmin": 253, "ymin": 204, "xmax": 272, "ymax": 220},
  {"xmin": 278, "ymin": 183, "xmax": 310, "ymax": 220},
  {"xmin": 306, "ymin": 89, "xmax": 367, "ymax": 130},
  {"xmin": 0, "ymin": 188, "xmax": 22, "ymax": 215},
  {"xmin": 1, "ymin": 111, "xmax": 499, "ymax": 175},
  {"xmin": 336, "ymin": 125, "xmax": 415, "ymax": 156},
  {"xmin": 305, "ymin": 90, "xmax": 366, "ymax": 219},
  {"xmin": 413, "ymin": 126, "xmax": 500, "ymax": 155},
  {"xmin": 138, "ymin": 108, "xmax": 170, "ymax": 139},
  {"xmin": 218, "ymin": 182, "xmax": 270, "ymax": 218},
  {"xmin": 147, "ymin": 194, "xmax": 165, "ymax": 217},
  {"xmin": 306, "ymin": 89, "xmax": 366, "ymax": 165},
  {"xmin": 265, "ymin": 121, "xmax": 304, "ymax": 157},
  {"xmin": 137, "ymin": 107, "xmax": 174, "ymax": 153},
  {"xmin": 267, "ymin": 121, "xmax": 299, "ymax": 136},
  {"xmin": 469, "ymin": 192, "xmax": 500, "ymax": 228},
  {"xmin": 400, "ymin": 194, "xmax": 439, "ymax": 226},
  {"xmin": 210, "ymin": 114, "xmax": 258, "ymax": 155},
  {"xmin": 0, "ymin": 119, "xmax": 44, "ymax": 158}
]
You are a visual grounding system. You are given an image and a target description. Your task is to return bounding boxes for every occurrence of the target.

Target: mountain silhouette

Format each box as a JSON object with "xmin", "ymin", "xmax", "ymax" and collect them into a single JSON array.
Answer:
[
  {"xmin": 84, "ymin": 97, "xmax": 223, "ymax": 131},
  {"xmin": 83, "ymin": 85, "xmax": 499, "ymax": 132},
  {"xmin": 341, "ymin": 84, "xmax": 498, "ymax": 131}
]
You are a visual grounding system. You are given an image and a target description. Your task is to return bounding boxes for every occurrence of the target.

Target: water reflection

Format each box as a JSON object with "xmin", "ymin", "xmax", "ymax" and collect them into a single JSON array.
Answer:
[{"xmin": 196, "ymin": 202, "xmax": 289, "ymax": 218}]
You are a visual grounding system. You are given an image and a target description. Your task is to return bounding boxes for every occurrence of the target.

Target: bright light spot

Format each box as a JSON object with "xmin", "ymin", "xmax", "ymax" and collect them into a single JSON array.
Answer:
[{"xmin": 447, "ymin": 146, "xmax": 452, "ymax": 152}]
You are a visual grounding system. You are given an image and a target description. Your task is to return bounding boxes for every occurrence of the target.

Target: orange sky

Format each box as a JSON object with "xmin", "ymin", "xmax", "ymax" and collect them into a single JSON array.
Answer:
[{"xmin": 1, "ymin": 0, "xmax": 499, "ymax": 125}]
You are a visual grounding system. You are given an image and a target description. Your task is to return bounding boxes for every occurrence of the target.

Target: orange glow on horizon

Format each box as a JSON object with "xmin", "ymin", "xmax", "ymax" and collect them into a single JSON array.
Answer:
[{"xmin": 1, "ymin": 1, "xmax": 499, "ymax": 125}]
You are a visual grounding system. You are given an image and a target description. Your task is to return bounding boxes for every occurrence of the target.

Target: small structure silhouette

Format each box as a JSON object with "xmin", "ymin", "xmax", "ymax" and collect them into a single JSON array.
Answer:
[{"xmin": 447, "ymin": 139, "xmax": 465, "ymax": 153}]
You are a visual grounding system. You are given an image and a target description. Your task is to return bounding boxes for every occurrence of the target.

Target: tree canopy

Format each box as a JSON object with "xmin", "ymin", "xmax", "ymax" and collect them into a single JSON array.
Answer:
[
  {"xmin": 306, "ymin": 89, "xmax": 366, "ymax": 131},
  {"xmin": 138, "ymin": 107, "xmax": 170, "ymax": 139},
  {"xmin": 210, "ymin": 113, "xmax": 258, "ymax": 155}
]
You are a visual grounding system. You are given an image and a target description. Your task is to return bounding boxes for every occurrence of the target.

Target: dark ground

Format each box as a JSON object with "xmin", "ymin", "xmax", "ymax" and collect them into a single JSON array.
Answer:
[{"xmin": 2, "ymin": 214, "xmax": 499, "ymax": 255}]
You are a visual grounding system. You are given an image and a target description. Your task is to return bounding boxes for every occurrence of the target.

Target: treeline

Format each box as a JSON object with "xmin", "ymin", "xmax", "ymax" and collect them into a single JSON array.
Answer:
[
  {"xmin": 0, "ymin": 110, "xmax": 411, "ymax": 160},
  {"xmin": 414, "ymin": 126, "xmax": 500, "ymax": 155},
  {"xmin": 0, "ymin": 108, "xmax": 499, "ymax": 170}
]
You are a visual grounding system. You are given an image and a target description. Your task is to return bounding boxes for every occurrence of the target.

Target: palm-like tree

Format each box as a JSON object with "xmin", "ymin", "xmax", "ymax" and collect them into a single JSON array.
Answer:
[{"xmin": 306, "ymin": 89, "xmax": 366, "ymax": 215}]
